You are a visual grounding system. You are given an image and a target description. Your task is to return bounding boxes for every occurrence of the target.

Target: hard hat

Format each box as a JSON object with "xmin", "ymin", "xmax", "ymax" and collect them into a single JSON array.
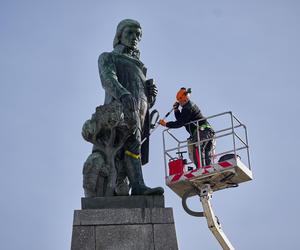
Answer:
[{"xmin": 176, "ymin": 87, "xmax": 192, "ymax": 102}]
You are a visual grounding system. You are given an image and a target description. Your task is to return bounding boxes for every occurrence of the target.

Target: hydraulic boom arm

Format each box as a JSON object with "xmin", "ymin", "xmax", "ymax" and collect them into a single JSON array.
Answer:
[{"xmin": 182, "ymin": 184, "xmax": 234, "ymax": 250}]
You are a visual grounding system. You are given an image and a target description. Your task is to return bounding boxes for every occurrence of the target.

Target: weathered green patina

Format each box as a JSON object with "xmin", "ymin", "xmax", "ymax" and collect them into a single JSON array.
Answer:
[{"xmin": 82, "ymin": 19, "xmax": 164, "ymax": 197}]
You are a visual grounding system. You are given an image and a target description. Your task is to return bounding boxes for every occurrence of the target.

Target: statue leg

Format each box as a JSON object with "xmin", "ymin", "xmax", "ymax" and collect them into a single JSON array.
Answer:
[{"xmin": 124, "ymin": 134, "xmax": 164, "ymax": 196}]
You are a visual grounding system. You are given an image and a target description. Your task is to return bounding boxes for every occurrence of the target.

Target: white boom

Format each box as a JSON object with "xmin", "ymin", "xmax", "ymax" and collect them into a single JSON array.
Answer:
[{"xmin": 199, "ymin": 184, "xmax": 234, "ymax": 250}]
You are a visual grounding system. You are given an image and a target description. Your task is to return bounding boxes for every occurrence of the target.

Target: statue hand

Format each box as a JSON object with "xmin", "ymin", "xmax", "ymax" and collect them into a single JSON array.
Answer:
[
  {"xmin": 120, "ymin": 94, "xmax": 137, "ymax": 112},
  {"xmin": 146, "ymin": 79, "xmax": 158, "ymax": 98}
]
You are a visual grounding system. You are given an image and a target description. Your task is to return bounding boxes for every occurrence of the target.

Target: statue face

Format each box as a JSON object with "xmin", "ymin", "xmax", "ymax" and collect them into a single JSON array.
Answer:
[{"xmin": 120, "ymin": 26, "xmax": 142, "ymax": 50}]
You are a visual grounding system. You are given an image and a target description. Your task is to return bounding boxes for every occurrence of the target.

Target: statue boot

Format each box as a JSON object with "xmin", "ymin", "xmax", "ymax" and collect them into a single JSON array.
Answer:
[{"xmin": 125, "ymin": 152, "xmax": 164, "ymax": 195}]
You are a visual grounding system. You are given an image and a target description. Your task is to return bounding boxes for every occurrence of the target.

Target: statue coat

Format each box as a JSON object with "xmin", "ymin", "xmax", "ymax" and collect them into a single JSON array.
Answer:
[{"xmin": 96, "ymin": 44, "xmax": 155, "ymax": 165}]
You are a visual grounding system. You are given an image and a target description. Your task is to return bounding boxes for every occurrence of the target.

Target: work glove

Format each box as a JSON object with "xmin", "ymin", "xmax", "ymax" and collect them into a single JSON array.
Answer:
[
  {"xmin": 173, "ymin": 102, "xmax": 179, "ymax": 110},
  {"xmin": 120, "ymin": 94, "xmax": 137, "ymax": 112},
  {"xmin": 159, "ymin": 119, "xmax": 167, "ymax": 127},
  {"xmin": 145, "ymin": 79, "xmax": 158, "ymax": 98}
]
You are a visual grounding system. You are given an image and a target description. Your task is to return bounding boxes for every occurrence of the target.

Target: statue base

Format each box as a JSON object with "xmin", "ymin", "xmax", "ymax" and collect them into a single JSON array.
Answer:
[{"xmin": 71, "ymin": 196, "xmax": 179, "ymax": 250}]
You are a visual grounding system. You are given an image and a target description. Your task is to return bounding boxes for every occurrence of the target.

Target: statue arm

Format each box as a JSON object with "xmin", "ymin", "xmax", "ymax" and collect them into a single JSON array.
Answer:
[
  {"xmin": 148, "ymin": 95, "xmax": 156, "ymax": 109},
  {"xmin": 98, "ymin": 52, "xmax": 131, "ymax": 100},
  {"xmin": 145, "ymin": 79, "xmax": 157, "ymax": 109}
]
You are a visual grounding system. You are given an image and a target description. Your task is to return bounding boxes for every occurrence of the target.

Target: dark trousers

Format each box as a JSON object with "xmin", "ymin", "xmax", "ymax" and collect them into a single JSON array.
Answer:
[{"xmin": 192, "ymin": 128, "xmax": 215, "ymax": 167}]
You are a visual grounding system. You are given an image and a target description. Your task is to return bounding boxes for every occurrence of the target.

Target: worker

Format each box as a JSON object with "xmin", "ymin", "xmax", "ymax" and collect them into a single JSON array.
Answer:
[{"xmin": 159, "ymin": 87, "xmax": 215, "ymax": 167}]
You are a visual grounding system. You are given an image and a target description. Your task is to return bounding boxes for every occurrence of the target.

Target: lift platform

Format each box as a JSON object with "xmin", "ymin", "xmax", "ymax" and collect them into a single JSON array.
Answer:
[
  {"xmin": 166, "ymin": 156, "xmax": 252, "ymax": 198},
  {"xmin": 162, "ymin": 111, "xmax": 253, "ymax": 250}
]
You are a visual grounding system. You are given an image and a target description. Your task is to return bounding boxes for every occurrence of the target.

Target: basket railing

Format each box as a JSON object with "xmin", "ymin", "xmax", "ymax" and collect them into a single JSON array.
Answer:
[{"xmin": 162, "ymin": 111, "xmax": 251, "ymax": 178}]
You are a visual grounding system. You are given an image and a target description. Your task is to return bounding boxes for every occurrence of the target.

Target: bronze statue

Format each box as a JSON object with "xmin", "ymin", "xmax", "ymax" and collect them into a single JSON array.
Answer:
[{"xmin": 82, "ymin": 19, "xmax": 164, "ymax": 197}]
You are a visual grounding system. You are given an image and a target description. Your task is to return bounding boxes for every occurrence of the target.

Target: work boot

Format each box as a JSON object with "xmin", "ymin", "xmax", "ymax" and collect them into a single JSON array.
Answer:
[{"xmin": 125, "ymin": 154, "xmax": 164, "ymax": 196}]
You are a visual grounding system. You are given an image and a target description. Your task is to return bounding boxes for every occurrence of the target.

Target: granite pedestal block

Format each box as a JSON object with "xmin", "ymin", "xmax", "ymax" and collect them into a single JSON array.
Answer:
[
  {"xmin": 81, "ymin": 195, "xmax": 165, "ymax": 209},
  {"xmin": 71, "ymin": 196, "xmax": 178, "ymax": 250}
]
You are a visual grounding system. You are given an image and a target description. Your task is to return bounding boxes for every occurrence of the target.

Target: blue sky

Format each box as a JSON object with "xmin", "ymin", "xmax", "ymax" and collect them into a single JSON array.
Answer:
[{"xmin": 1, "ymin": 1, "xmax": 300, "ymax": 249}]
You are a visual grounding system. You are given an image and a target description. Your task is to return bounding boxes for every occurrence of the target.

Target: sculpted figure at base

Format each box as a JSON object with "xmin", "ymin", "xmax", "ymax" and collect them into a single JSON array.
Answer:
[{"xmin": 82, "ymin": 19, "xmax": 164, "ymax": 197}]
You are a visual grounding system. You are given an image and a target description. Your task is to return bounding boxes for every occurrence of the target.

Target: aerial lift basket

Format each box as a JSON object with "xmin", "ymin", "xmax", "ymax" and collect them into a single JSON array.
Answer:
[{"xmin": 162, "ymin": 111, "xmax": 253, "ymax": 250}]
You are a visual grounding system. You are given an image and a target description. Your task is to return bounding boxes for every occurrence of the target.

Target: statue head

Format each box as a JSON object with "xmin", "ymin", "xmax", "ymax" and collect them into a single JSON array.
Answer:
[{"xmin": 113, "ymin": 19, "xmax": 142, "ymax": 50}]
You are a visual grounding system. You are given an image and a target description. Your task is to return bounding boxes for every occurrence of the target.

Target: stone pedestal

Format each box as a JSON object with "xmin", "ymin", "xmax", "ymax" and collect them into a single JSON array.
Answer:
[{"xmin": 71, "ymin": 196, "xmax": 178, "ymax": 250}]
